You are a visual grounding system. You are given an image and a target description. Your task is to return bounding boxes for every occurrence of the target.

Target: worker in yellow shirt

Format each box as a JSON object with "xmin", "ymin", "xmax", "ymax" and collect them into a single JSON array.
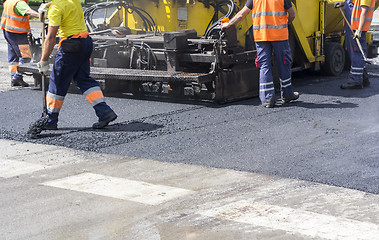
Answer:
[
  {"xmin": 36, "ymin": 0, "xmax": 117, "ymax": 130},
  {"xmin": 341, "ymin": 0, "xmax": 375, "ymax": 89},
  {"xmin": 1, "ymin": 0, "xmax": 39, "ymax": 87}
]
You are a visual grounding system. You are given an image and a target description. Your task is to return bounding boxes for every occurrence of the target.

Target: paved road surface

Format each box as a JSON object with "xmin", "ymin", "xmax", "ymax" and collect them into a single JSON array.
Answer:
[{"xmin": 0, "ymin": 11, "xmax": 378, "ymax": 240}]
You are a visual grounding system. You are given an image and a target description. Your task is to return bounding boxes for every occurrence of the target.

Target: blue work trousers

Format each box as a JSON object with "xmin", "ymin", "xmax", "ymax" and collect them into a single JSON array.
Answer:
[
  {"xmin": 255, "ymin": 40, "xmax": 294, "ymax": 104},
  {"xmin": 344, "ymin": 0, "xmax": 367, "ymax": 85},
  {"xmin": 3, "ymin": 30, "xmax": 31, "ymax": 81},
  {"xmin": 46, "ymin": 36, "xmax": 113, "ymax": 125}
]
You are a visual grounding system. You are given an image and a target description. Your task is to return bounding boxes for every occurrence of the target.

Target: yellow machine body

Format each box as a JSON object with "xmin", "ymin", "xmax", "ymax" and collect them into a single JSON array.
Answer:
[
  {"xmin": 107, "ymin": 0, "xmax": 378, "ymax": 71},
  {"xmin": 108, "ymin": 0, "xmax": 252, "ymax": 47}
]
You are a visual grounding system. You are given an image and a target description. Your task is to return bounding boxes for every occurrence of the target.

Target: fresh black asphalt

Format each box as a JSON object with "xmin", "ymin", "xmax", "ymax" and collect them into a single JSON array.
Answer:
[{"xmin": 0, "ymin": 67, "xmax": 378, "ymax": 194}]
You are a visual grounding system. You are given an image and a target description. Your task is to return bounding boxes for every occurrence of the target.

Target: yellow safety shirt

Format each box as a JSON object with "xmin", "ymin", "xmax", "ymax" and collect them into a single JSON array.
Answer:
[{"xmin": 47, "ymin": 0, "xmax": 88, "ymax": 39}]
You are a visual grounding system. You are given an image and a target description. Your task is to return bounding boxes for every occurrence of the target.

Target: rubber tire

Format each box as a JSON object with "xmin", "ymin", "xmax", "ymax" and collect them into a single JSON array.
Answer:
[{"xmin": 322, "ymin": 42, "xmax": 345, "ymax": 76}]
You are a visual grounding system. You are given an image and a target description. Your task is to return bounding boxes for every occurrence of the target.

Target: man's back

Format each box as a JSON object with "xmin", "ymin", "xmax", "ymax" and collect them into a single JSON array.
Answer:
[{"xmin": 48, "ymin": 0, "xmax": 87, "ymax": 38}]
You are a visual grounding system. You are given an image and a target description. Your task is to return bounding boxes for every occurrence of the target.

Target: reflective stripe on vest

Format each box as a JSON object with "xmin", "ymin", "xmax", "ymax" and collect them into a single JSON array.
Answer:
[
  {"xmin": 252, "ymin": 0, "xmax": 288, "ymax": 42},
  {"xmin": 1, "ymin": 0, "xmax": 31, "ymax": 33},
  {"xmin": 46, "ymin": 92, "xmax": 65, "ymax": 113},
  {"xmin": 83, "ymin": 86, "xmax": 105, "ymax": 106},
  {"xmin": 351, "ymin": 0, "xmax": 375, "ymax": 31}
]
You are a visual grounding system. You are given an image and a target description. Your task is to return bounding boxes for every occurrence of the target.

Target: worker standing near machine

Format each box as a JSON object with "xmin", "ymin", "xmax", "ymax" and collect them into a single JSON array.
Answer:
[
  {"xmin": 221, "ymin": 0, "xmax": 299, "ymax": 108},
  {"xmin": 340, "ymin": 0, "xmax": 375, "ymax": 89},
  {"xmin": 36, "ymin": 0, "xmax": 117, "ymax": 130},
  {"xmin": 1, "ymin": 0, "xmax": 39, "ymax": 87}
]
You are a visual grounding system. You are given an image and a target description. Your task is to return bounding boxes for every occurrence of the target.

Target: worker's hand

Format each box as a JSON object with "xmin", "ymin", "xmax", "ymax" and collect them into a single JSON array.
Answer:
[
  {"xmin": 353, "ymin": 30, "xmax": 362, "ymax": 40},
  {"xmin": 220, "ymin": 22, "xmax": 230, "ymax": 30},
  {"xmin": 37, "ymin": 61, "xmax": 49, "ymax": 75},
  {"xmin": 220, "ymin": 17, "xmax": 230, "ymax": 30},
  {"xmin": 334, "ymin": 1, "xmax": 344, "ymax": 8},
  {"xmin": 38, "ymin": 3, "xmax": 49, "ymax": 22}
]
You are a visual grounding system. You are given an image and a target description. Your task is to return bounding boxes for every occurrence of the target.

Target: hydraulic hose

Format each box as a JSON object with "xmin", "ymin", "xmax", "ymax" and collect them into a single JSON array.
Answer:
[
  {"xmin": 203, "ymin": 0, "xmax": 237, "ymax": 38},
  {"xmin": 84, "ymin": 1, "xmax": 156, "ymax": 32}
]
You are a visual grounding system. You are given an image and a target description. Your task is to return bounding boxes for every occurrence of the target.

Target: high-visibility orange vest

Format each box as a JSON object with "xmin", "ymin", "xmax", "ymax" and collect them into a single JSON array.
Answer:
[
  {"xmin": 1, "ymin": 0, "xmax": 31, "ymax": 33},
  {"xmin": 252, "ymin": 0, "xmax": 288, "ymax": 42},
  {"xmin": 351, "ymin": 0, "xmax": 375, "ymax": 31}
]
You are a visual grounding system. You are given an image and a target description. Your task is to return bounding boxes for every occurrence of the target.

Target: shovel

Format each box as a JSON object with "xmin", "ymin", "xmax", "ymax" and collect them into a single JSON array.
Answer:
[{"xmin": 335, "ymin": 2, "xmax": 372, "ymax": 64}]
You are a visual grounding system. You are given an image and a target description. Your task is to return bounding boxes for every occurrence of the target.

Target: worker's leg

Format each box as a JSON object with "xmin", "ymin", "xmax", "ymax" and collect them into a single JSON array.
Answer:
[
  {"xmin": 44, "ymin": 49, "xmax": 77, "ymax": 127},
  {"xmin": 272, "ymin": 40, "xmax": 297, "ymax": 100},
  {"xmin": 344, "ymin": 0, "xmax": 354, "ymax": 61},
  {"xmin": 73, "ymin": 37, "xmax": 116, "ymax": 126},
  {"xmin": 2, "ymin": 30, "xmax": 31, "ymax": 87},
  {"xmin": 341, "ymin": 0, "xmax": 366, "ymax": 89},
  {"xmin": 255, "ymin": 41, "xmax": 275, "ymax": 106},
  {"xmin": 343, "ymin": 33, "xmax": 367, "ymax": 88}
]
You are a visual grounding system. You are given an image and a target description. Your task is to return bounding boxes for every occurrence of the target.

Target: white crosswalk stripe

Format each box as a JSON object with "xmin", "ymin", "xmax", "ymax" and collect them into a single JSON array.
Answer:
[
  {"xmin": 0, "ymin": 159, "xmax": 48, "ymax": 178},
  {"xmin": 199, "ymin": 200, "xmax": 379, "ymax": 240},
  {"xmin": 41, "ymin": 172, "xmax": 195, "ymax": 205}
]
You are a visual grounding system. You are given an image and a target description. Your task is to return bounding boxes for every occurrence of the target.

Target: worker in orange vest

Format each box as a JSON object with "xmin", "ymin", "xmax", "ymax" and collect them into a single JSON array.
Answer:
[
  {"xmin": 1, "ymin": 0, "xmax": 39, "ymax": 87},
  {"xmin": 221, "ymin": 0, "xmax": 299, "ymax": 108},
  {"xmin": 341, "ymin": 0, "xmax": 375, "ymax": 89}
]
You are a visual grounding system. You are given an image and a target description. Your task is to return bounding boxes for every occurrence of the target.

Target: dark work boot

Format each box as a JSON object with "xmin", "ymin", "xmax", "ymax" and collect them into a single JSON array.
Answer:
[
  {"xmin": 42, "ymin": 122, "xmax": 58, "ymax": 130},
  {"xmin": 363, "ymin": 70, "xmax": 370, "ymax": 87},
  {"xmin": 282, "ymin": 92, "xmax": 300, "ymax": 103},
  {"xmin": 262, "ymin": 98, "xmax": 276, "ymax": 108},
  {"xmin": 340, "ymin": 82, "xmax": 363, "ymax": 89},
  {"xmin": 93, "ymin": 111, "xmax": 117, "ymax": 129},
  {"xmin": 11, "ymin": 78, "xmax": 29, "ymax": 87}
]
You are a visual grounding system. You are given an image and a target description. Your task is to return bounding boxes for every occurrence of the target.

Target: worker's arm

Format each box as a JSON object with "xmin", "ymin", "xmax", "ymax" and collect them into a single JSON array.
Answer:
[
  {"xmin": 354, "ymin": 5, "xmax": 369, "ymax": 39},
  {"xmin": 41, "ymin": 26, "xmax": 59, "ymax": 62},
  {"xmin": 358, "ymin": 5, "xmax": 369, "ymax": 32},
  {"xmin": 14, "ymin": 1, "xmax": 39, "ymax": 18},
  {"xmin": 25, "ymin": 9, "xmax": 39, "ymax": 18},
  {"xmin": 221, "ymin": 6, "xmax": 251, "ymax": 30},
  {"xmin": 287, "ymin": 7, "xmax": 296, "ymax": 23}
]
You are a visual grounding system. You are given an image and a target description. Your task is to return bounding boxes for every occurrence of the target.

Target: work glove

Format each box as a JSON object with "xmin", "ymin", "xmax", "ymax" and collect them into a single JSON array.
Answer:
[
  {"xmin": 334, "ymin": 1, "xmax": 344, "ymax": 8},
  {"xmin": 37, "ymin": 61, "xmax": 49, "ymax": 75},
  {"xmin": 38, "ymin": 3, "xmax": 49, "ymax": 22},
  {"xmin": 353, "ymin": 30, "xmax": 362, "ymax": 40}
]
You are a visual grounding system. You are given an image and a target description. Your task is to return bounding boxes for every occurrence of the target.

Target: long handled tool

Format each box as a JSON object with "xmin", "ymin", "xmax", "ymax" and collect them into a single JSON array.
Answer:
[
  {"xmin": 26, "ymin": 17, "xmax": 49, "ymax": 139},
  {"xmin": 335, "ymin": 4, "xmax": 372, "ymax": 64},
  {"xmin": 40, "ymin": 20, "xmax": 48, "ymax": 117}
]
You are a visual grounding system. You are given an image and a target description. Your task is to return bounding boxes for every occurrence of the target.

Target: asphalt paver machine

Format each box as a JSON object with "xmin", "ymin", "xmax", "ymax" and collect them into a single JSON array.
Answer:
[{"xmin": 21, "ymin": 0, "xmax": 379, "ymax": 103}]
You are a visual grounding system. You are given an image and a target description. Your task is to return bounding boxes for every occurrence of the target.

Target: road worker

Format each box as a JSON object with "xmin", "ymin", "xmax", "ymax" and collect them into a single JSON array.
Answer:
[
  {"xmin": 340, "ymin": 0, "xmax": 375, "ymax": 89},
  {"xmin": 1, "ymin": 0, "xmax": 39, "ymax": 87},
  {"xmin": 36, "ymin": 0, "xmax": 117, "ymax": 130},
  {"xmin": 221, "ymin": 0, "xmax": 299, "ymax": 108}
]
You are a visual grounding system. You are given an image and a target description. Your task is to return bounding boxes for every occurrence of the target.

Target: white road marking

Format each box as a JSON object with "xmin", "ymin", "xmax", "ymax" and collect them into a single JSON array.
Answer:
[
  {"xmin": 0, "ymin": 159, "xmax": 48, "ymax": 178},
  {"xmin": 199, "ymin": 200, "xmax": 379, "ymax": 240},
  {"xmin": 41, "ymin": 173, "xmax": 194, "ymax": 205}
]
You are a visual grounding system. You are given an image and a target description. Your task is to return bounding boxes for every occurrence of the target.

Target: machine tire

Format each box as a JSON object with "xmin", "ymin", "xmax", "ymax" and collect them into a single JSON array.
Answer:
[{"xmin": 322, "ymin": 42, "xmax": 345, "ymax": 76}]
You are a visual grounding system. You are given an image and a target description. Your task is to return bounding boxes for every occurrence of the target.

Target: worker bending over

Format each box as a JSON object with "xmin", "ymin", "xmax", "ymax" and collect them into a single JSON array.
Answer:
[
  {"xmin": 222, "ymin": 0, "xmax": 299, "ymax": 108},
  {"xmin": 341, "ymin": 0, "xmax": 375, "ymax": 89},
  {"xmin": 37, "ymin": 0, "xmax": 117, "ymax": 130},
  {"xmin": 1, "ymin": 0, "xmax": 39, "ymax": 87}
]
